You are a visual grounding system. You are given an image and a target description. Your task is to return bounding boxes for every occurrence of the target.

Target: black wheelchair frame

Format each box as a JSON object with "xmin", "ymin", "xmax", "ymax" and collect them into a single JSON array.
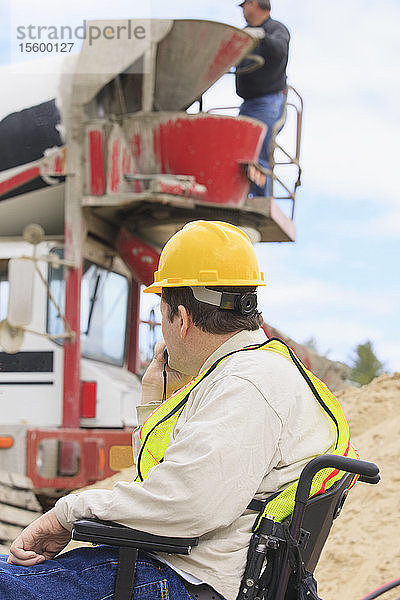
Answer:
[{"xmin": 71, "ymin": 455, "xmax": 380, "ymax": 600}]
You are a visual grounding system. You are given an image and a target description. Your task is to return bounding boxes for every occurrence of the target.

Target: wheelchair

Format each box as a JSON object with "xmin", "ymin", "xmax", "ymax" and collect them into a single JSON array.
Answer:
[{"xmin": 72, "ymin": 455, "xmax": 380, "ymax": 600}]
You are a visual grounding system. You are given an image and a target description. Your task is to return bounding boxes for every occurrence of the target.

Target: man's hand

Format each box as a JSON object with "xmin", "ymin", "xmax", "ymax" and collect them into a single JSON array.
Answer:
[
  {"xmin": 141, "ymin": 341, "xmax": 192, "ymax": 404},
  {"xmin": 7, "ymin": 508, "xmax": 71, "ymax": 566},
  {"xmin": 243, "ymin": 26, "xmax": 265, "ymax": 39}
]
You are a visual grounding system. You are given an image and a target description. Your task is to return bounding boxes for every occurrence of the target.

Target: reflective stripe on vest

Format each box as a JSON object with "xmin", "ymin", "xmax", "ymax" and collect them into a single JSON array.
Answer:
[{"xmin": 135, "ymin": 338, "xmax": 359, "ymax": 527}]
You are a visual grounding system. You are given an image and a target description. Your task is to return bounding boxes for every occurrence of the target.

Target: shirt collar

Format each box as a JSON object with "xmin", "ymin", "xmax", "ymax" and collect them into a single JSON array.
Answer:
[{"xmin": 199, "ymin": 328, "xmax": 267, "ymax": 373}]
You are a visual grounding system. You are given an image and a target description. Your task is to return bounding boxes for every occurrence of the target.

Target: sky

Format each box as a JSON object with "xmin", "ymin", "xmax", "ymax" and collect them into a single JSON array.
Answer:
[{"xmin": 1, "ymin": 0, "xmax": 399, "ymax": 371}]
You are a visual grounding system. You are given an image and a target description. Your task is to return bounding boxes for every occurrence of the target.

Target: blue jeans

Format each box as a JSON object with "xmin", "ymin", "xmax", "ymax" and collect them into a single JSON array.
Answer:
[
  {"xmin": 239, "ymin": 91, "xmax": 286, "ymax": 197},
  {"xmin": 0, "ymin": 546, "xmax": 195, "ymax": 600}
]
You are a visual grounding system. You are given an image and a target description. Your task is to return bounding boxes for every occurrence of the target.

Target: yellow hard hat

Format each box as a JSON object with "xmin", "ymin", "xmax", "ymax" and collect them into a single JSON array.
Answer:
[{"xmin": 144, "ymin": 220, "xmax": 265, "ymax": 294}]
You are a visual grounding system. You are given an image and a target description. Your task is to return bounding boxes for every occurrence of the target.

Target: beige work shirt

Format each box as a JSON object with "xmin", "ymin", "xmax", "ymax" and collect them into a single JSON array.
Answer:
[{"xmin": 55, "ymin": 329, "xmax": 336, "ymax": 600}]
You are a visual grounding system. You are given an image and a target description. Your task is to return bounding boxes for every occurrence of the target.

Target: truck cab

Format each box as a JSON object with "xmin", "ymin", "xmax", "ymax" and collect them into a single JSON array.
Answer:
[{"xmin": 0, "ymin": 237, "xmax": 143, "ymax": 489}]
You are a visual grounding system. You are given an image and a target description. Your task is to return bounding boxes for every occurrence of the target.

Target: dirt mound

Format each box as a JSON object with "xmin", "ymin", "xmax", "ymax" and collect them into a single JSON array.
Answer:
[{"xmin": 315, "ymin": 373, "xmax": 400, "ymax": 600}]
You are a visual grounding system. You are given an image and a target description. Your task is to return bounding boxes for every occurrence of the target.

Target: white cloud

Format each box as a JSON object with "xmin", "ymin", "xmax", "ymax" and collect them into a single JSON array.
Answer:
[
  {"xmin": 279, "ymin": 316, "xmax": 382, "ymax": 353},
  {"xmin": 10, "ymin": 0, "xmax": 153, "ymax": 23},
  {"xmin": 0, "ymin": 57, "xmax": 73, "ymax": 118},
  {"xmin": 374, "ymin": 340, "xmax": 400, "ymax": 374},
  {"xmin": 258, "ymin": 277, "xmax": 399, "ymax": 318},
  {"xmin": 362, "ymin": 206, "xmax": 400, "ymax": 237},
  {"xmin": 283, "ymin": 2, "xmax": 400, "ymax": 205}
]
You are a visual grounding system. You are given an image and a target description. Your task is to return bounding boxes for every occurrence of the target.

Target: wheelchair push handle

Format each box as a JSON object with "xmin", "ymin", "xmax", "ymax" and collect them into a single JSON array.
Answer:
[
  {"xmin": 295, "ymin": 455, "xmax": 380, "ymax": 505},
  {"xmin": 274, "ymin": 456, "xmax": 380, "ymax": 600}
]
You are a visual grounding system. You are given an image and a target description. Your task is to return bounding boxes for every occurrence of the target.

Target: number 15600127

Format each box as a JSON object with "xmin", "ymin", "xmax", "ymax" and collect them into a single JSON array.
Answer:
[{"xmin": 18, "ymin": 42, "xmax": 74, "ymax": 52}]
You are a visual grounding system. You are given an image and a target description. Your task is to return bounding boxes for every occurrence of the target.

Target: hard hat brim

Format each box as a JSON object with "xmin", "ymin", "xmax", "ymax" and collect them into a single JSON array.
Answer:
[
  {"xmin": 143, "ymin": 283, "xmax": 162, "ymax": 294},
  {"xmin": 143, "ymin": 277, "xmax": 266, "ymax": 294}
]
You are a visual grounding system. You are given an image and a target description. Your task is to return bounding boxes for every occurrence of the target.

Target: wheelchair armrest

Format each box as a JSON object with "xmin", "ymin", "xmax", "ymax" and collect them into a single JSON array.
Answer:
[
  {"xmin": 358, "ymin": 473, "xmax": 380, "ymax": 484},
  {"xmin": 72, "ymin": 519, "xmax": 199, "ymax": 555}
]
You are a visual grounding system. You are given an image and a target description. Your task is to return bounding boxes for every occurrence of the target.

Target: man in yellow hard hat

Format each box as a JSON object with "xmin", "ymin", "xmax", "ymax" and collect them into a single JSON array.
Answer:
[
  {"xmin": 141, "ymin": 220, "xmax": 266, "ymax": 399},
  {"xmin": 3, "ymin": 221, "xmax": 341, "ymax": 600}
]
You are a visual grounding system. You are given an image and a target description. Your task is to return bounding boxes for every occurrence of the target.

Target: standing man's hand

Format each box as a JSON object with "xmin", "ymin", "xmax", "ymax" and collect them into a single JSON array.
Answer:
[
  {"xmin": 141, "ymin": 340, "xmax": 192, "ymax": 404},
  {"xmin": 243, "ymin": 26, "xmax": 265, "ymax": 39},
  {"xmin": 7, "ymin": 508, "xmax": 71, "ymax": 566}
]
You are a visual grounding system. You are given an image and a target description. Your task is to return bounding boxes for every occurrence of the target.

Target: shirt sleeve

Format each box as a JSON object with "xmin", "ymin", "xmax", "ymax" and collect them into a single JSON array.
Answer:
[
  {"xmin": 261, "ymin": 22, "xmax": 290, "ymax": 59},
  {"xmin": 54, "ymin": 376, "xmax": 282, "ymax": 536}
]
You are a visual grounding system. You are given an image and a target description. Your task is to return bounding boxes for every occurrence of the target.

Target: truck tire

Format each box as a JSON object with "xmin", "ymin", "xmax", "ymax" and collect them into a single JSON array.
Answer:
[{"xmin": 0, "ymin": 470, "xmax": 43, "ymax": 553}]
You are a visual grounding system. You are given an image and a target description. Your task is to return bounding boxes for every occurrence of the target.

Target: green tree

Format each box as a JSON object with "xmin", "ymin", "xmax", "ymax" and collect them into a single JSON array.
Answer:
[{"xmin": 350, "ymin": 341, "xmax": 384, "ymax": 386}]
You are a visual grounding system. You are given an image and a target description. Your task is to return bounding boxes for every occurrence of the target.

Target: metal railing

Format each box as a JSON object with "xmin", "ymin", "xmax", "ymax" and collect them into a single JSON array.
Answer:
[
  {"xmin": 271, "ymin": 85, "xmax": 303, "ymax": 219},
  {"xmin": 204, "ymin": 85, "xmax": 303, "ymax": 220}
]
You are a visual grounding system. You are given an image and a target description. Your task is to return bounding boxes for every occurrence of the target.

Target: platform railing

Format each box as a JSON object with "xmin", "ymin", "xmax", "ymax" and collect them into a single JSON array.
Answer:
[{"xmin": 204, "ymin": 84, "xmax": 303, "ymax": 220}]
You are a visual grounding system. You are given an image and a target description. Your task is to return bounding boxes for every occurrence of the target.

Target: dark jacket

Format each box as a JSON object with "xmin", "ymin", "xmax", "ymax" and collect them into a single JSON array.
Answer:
[{"xmin": 236, "ymin": 17, "xmax": 290, "ymax": 100}]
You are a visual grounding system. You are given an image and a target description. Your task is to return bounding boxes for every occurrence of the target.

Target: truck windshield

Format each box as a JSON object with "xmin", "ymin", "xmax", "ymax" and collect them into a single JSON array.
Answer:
[{"xmin": 47, "ymin": 249, "xmax": 129, "ymax": 366}]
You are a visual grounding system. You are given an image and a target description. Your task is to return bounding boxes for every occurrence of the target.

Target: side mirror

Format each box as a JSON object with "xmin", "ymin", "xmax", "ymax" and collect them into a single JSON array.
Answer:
[
  {"xmin": 7, "ymin": 258, "xmax": 35, "ymax": 327},
  {"xmin": 0, "ymin": 223, "xmax": 74, "ymax": 354},
  {"xmin": 0, "ymin": 258, "xmax": 35, "ymax": 354}
]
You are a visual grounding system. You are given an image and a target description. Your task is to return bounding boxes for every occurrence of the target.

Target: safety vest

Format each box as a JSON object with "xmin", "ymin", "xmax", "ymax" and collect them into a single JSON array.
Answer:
[{"xmin": 136, "ymin": 338, "xmax": 358, "ymax": 527}]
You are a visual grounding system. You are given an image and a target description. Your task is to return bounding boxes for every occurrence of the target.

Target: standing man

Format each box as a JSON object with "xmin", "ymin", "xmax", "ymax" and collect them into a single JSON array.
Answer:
[{"xmin": 236, "ymin": 0, "xmax": 290, "ymax": 197}]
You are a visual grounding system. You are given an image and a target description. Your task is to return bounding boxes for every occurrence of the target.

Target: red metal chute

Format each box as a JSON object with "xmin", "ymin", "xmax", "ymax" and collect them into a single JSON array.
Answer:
[{"xmin": 116, "ymin": 228, "xmax": 160, "ymax": 287}]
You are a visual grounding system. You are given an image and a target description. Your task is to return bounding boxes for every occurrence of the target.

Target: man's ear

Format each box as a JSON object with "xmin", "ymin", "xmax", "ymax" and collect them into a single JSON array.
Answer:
[{"xmin": 177, "ymin": 305, "xmax": 192, "ymax": 338}]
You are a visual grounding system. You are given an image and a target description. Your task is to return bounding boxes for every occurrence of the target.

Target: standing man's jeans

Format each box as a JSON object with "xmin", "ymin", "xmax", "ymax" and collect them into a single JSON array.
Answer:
[
  {"xmin": 239, "ymin": 90, "xmax": 286, "ymax": 197},
  {"xmin": 0, "ymin": 546, "xmax": 196, "ymax": 600}
]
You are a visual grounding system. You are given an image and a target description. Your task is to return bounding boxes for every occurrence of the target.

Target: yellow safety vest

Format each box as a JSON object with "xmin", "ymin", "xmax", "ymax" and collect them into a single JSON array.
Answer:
[{"xmin": 136, "ymin": 338, "xmax": 358, "ymax": 526}]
